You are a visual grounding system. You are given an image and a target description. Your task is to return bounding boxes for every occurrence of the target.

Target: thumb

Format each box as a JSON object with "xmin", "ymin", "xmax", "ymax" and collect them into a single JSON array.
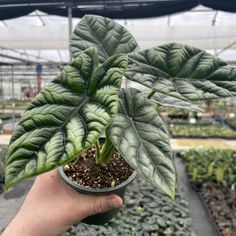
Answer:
[{"xmin": 85, "ymin": 194, "xmax": 123, "ymax": 217}]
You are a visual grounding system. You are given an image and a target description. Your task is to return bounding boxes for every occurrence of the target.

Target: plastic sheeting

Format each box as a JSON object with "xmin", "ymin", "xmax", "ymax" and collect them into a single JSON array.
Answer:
[
  {"xmin": 0, "ymin": 4, "xmax": 235, "ymax": 64},
  {"xmin": 0, "ymin": 0, "xmax": 235, "ymax": 20}
]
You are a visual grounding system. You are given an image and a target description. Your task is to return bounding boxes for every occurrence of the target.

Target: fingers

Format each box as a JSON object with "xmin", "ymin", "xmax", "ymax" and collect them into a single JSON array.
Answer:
[
  {"xmin": 93, "ymin": 194, "xmax": 123, "ymax": 214},
  {"xmin": 85, "ymin": 194, "xmax": 123, "ymax": 217}
]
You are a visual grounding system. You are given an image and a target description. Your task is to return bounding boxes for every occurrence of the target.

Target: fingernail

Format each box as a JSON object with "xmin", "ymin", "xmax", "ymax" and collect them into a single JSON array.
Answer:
[{"xmin": 106, "ymin": 194, "xmax": 118, "ymax": 201}]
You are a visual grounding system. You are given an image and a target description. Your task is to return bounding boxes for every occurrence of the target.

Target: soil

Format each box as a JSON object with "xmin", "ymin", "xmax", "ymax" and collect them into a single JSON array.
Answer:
[
  {"xmin": 200, "ymin": 183, "xmax": 236, "ymax": 236},
  {"xmin": 63, "ymin": 146, "xmax": 133, "ymax": 188}
]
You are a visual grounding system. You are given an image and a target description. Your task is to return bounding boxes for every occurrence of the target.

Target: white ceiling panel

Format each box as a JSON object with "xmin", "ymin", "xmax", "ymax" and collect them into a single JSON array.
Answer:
[{"xmin": 0, "ymin": 6, "xmax": 235, "ymax": 63}]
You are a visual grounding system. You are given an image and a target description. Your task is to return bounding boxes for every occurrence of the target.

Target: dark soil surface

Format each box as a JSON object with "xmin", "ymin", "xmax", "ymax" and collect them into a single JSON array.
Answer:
[{"xmin": 64, "ymin": 146, "xmax": 133, "ymax": 188}]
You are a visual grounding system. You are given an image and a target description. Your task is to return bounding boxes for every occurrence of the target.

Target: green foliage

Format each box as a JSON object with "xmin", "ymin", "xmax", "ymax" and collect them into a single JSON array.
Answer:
[
  {"xmin": 109, "ymin": 88, "xmax": 175, "ymax": 198},
  {"xmin": 225, "ymin": 117, "xmax": 236, "ymax": 130},
  {"xmin": 5, "ymin": 48, "xmax": 127, "ymax": 188},
  {"xmin": 183, "ymin": 148, "xmax": 236, "ymax": 185},
  {"xmin": 5, "ymin": 14, "xmax": 236, "ymax": 198},
  {"xmin": 125, "ymin": 43, "xmax": 236, "ymax": 111},
  {"xmin": 201, "ymin": 184, "xmax": 236, "ymax": 235},
  {"xmin": 0, "ymin": 113, "xmax": 21, "ymax": 121},
  {"xmin": 170, "ymin": 124, "xmax": 236, "ymax": 138},
  {"xmin": 0, "ymin": 114, "xmax": 12, "ymax": 121},
  {"xmin": 70, "ymin": 14, "xmax": 139, "ymax": 64},
  {"xmin": 0, "ymin": 147, "xmax": 7, "ymax": 176}
]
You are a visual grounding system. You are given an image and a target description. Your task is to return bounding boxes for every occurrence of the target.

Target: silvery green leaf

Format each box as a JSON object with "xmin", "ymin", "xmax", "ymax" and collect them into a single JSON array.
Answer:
[
  {"xmin": 109, "ymin": 88, "xmax": 175, "ymax": 198},
  {"xmin": 153, "ymin": 93, "xmax": 202, "ymax": 112},
  {"xmin": 5, "ymin": 47, "xmax": 127, "ymax": 188},
  {"xmin": 71, "ymin": 15, "xmax": 139, "ymax": 64},
  {"xmin": 125, "ymin": 43, "xmax": 236, "ymax": 108}
]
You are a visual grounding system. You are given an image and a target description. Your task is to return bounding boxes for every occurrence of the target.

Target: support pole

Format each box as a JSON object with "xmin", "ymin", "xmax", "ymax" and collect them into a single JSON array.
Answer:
[
  {"xmin": 68, "ymin": 5, "xmax": 73, "ymax": 61},
  {"xmin": 11, "ymin": 65, "xmax": 15, "ymax": 121},
  {"xmin": 36, "ymin": 64, "xmax": 42, "ymax": 94},
  {"xmin": 0, "ymin": 66, "xmax": 3, "ymax": 114}
]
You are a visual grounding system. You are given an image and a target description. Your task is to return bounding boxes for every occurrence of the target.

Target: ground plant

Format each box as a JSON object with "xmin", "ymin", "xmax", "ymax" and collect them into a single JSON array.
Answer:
[
  {"xmin": 200, "ymin": 183, "xmax": 236, "ymax": 236},
  {"xmin": 183, "ymin": 148, "xmax": 236, "ymax": 186},
  {"xmin": 170, "ymin": 124, "xmax": 236, "ymax": 139},
  {"xmin": 0, "ymin": 147, "xmax": 6, "ymax": 177},
  {"xmin": 224, "ymin": 117, "xmax": 236, "ymax": 130},
  {"xmin": 64, "ymin": 176, "xmax": 194, "ymax": 236},
  {"xmin": 4, "ymin": 15, "xmax": 236, "ymax": 199}
]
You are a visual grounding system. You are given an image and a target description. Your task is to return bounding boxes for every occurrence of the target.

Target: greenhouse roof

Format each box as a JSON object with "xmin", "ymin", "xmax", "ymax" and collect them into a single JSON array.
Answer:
[{"xmin": 0, "ymin": 1, "xmax": 235, "ymax": 64}]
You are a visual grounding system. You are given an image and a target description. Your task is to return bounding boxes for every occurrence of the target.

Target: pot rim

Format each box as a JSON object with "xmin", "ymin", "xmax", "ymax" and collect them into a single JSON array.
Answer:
[{"xmin": 58, "ymin": 166, "xmax": 137, "ymax": 193}]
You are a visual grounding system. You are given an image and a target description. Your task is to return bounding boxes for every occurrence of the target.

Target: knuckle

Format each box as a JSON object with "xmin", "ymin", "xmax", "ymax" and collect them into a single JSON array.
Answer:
[{"xmin": 93, "ymin": 199, "xmax": 111, "ymax": 214}]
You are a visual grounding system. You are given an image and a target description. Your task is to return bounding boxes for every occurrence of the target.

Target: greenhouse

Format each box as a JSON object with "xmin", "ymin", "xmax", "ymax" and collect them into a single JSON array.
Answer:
[{"xmin": 0, "ymin": 1, "xmax": 236, "ymax": 235}]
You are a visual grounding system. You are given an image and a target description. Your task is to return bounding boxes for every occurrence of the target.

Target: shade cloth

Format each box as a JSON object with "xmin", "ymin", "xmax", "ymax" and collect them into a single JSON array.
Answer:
[{"xmin": 0, "ymin": 0, "xmax": 235, "ymax": 20}]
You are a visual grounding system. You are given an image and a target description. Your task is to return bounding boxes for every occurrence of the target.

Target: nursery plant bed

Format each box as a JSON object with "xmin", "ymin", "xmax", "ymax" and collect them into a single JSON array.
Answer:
[
  {"xmin": 182, "ymin": 148, "xmax": 236, "ymax": 186},
  {"xmin": 199, "ymin": 184, "xmax": 236, "ymax": 236},
  {"xmin": 64, "ymin": 175, "xmax": 194, "ymax": 236},
  {"xmin": 197, "ymin": 189, "xmax": 222, "ymax": 236},
  {"xmin": 182, "ymin": 148, "xmax": 236, "ymax": 236},
  {"xmin": 186, "ymin": 182, "xmax": 223, "ymax": 236},
  {"xmin": 224, "ymin": 118, "xmax": 236, "ymax": 131},
  {"xmin": 170, "ymin": 124, "xmax": 236, "ymax": 139}
]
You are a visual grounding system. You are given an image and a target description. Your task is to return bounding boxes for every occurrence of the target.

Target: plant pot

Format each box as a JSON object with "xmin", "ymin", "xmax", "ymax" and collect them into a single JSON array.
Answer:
[
  {"xmin": 0, "ymin": 175, "xmax": 4, "ymax": 194},
  {"xmin": 190, "ymin": 181, "xmax": 202, "ymax": 192},
  {"xmin": 58, "ymin": 166, "xmax": 137, "ymax": 225}
]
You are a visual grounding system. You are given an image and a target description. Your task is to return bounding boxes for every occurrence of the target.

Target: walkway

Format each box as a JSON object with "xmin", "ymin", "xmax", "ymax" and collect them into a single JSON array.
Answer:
[
  {"xmin": 0, "ymin": 160, "xmax": 217, "ymax": 236},
  {"xmin": 175, "ymin": 158, "xmax": 215, "ymax": 236},
  {"xmin": 0, "ymin": 135, "xmax": 11, "ymax": 146},
  {"xmin": 0, "ymin": 179, "xmax": 34, "ymax": 233},
  {"xmin": 171, "ymin": 138, "xmax": 236, "ymax": 150},
  {"xmin": 1, "ymin": 134, "xmax": 236, "ymax": 150},
  {"xmin": 1, "ymin": 134, "xmax": 235, "ymax": 235}
]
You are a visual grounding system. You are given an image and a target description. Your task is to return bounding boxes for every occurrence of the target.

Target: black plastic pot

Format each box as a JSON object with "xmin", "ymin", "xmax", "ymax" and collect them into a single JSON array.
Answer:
[
  {"xmin": 0, "ymin": 176, "xmax": 4, "ymax": 194},
  {"xmin": 58, "ymin": 167, "xmax": 136, "ymax": 225},
  {"xmin": 190, "ymin": 181, "xmax": 202, "ymax": 192}
]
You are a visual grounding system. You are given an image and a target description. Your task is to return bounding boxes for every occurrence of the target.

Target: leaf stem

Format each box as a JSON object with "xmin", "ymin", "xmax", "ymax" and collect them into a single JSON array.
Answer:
[
  {"xmin": 147, "ymin": 90, "xmax": 156, "ymax": 99},
  {"xmin": 96, "ymin": 130, "xmax": 114, "ymax": 166},
  {"xmin": 95, "ymin": 141, "xmax": 100, "ymax": 161},
  {"xmin": 156, "ymin": 104, "xmax": 161, "ymax": 111}
]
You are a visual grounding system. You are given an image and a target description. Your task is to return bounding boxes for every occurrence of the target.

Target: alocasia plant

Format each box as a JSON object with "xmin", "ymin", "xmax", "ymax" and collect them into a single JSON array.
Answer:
[{"xmin": 5, "ymin": 15, "xmax": 236, "ymax": 199}]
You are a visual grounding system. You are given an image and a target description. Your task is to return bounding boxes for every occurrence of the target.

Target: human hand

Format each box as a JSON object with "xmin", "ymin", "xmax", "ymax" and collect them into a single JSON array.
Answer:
[{"xmin": 2, "ymin": 170, "xmax": 123, "ymax": 236}]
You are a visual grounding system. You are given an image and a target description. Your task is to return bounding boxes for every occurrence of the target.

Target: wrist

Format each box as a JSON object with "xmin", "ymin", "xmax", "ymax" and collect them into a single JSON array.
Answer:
[{"xmin": 2, "ymin": 207, "xmax": 60, "ymax": 236}]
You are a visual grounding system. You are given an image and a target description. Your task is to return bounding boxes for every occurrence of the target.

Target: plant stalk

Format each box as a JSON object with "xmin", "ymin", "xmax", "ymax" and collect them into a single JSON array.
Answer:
[
  {"xmin": 156, "ymin": 104, "xmax": 161, "ymax": 111},
  {"xmin": 96, "ymin": 131, "xmax": 114, "ymax": 166},
  {"xmin": 95, "ymin": 141, "xmax": 100, "ymax": 161}
]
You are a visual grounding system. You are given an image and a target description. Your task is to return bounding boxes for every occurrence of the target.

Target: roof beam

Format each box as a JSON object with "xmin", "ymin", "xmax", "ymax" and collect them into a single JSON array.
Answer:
[
  {"xmin": 216, "ymin": 41, "xmax": 236, "ymax": 56},
  {"xmin": 0, "ymin": 53, "xmax": 34, "ymax": 63},
  {"xmin": 212, "ymin": 11, "xmax": 218, "ymax": 26}
]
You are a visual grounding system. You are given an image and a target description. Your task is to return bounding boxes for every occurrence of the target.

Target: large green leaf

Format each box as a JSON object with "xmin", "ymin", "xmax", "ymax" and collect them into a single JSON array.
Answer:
[
  {"xmin": 108, "ymin": 88, "xmax": 175, "ymax": 198},
  {"xmin": 5, "ymin": 48, "xmax": 128, "ymax": 188},
  {"xmin": 70, "ymin": 15, "xmax": 139, "ymax": 64},
  {"xmin": 125, "ymin": 43, "xmax": 236, "ymax": 110},
  {"xmin": 153, "ymin": 93, "xmax": 202, "ymax": 112}
]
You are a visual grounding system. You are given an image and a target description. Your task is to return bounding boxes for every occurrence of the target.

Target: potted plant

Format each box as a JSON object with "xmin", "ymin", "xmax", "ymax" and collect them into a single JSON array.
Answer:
[{"xmin": 4, "ymin": 15, "xmax": 236, "ymax": 225}]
